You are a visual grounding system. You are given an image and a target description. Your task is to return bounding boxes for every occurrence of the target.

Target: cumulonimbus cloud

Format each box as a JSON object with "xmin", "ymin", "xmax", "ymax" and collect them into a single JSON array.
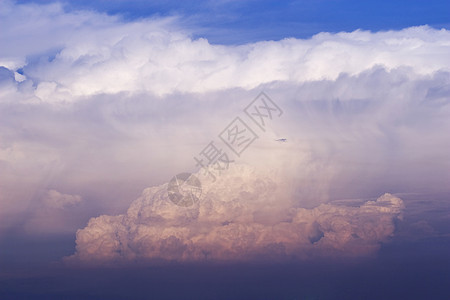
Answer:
[{"xmin": 1, "ymin": 1, "xmax": 448, "ymax": 260}]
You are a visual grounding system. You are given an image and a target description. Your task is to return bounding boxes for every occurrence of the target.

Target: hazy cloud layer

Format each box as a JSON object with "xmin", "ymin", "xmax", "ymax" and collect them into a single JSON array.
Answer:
[{"xmin": 24, "ymin": 189, "xmax": 84, "ymax": 234}]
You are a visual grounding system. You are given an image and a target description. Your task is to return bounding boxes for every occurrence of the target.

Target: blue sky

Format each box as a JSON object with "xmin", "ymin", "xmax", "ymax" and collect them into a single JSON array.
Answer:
[{"xmin": 17, "ymin": 0, "xmax": 450, "ymax": 44}]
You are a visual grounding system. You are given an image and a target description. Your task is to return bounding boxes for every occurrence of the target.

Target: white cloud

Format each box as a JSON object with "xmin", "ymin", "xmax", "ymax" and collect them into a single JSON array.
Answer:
[
  {"xmin": 17, "ymin": 26, "xmax": 450, "ymax": 99},
  {"xmin": 1, "ymin": 1, "xmax": 450, "ymax": 100}
]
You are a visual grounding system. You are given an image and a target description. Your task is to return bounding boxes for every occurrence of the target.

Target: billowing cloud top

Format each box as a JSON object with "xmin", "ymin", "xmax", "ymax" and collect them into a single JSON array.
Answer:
[
  {"xmin": 1, "ymin": 0, "xmax": 450, "ymax": 100},
  {"xmin": 24, "ymin": 26, "xmax": 450, "ymax": 98}
]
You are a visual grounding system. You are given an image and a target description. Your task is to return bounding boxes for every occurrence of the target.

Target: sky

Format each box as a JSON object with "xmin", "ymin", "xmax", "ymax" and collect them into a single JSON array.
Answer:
[
  {"xmin": 14, "ymin": 0, "xmax": 450, "ymax": 43},
  {"xmin": 1, "ymin": 0, "xmax": 450, "ymax": 299}
]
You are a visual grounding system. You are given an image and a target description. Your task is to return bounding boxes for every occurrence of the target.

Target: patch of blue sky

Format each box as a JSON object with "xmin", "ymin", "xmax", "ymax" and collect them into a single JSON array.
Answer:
[{"xmin": 14, "ymin": 0, "xmax": 450, "ymax": 44}]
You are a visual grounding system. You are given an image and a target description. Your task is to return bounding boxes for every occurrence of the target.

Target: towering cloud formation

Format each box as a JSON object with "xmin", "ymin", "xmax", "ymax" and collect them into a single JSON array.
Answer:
[
  {"xmin": 1, "ymin": 1, "xmax": 449, "ymax": 263},
  {"xmin": 68, "ymin": 165, "xmax": 404, "ymax": 263}
]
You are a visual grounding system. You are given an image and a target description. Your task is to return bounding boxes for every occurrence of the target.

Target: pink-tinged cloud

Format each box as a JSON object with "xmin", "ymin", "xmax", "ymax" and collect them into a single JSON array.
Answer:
[{"xmin": 67, "ymin": 165, "xmax": 404, "ymax": 264}]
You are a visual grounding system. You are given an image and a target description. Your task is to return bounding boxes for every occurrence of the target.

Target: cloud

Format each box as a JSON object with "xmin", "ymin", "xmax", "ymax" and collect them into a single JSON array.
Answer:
[
  {"xmin": 13, "ymin": 25, "xmax": 450, "ymax": 99},
  {"xmin": 42, "ymin": 189, "xmax": 82, "ymax": 209},
  {"xmin": 0, "ymin": 1, "xmax": 449, "ymax": 259},
  {"xmin": 23, "ymin": 189, "xmax": 84, "ymax": 234},
  {"xmin": 66, "ymin": 165, "xmax": 404, "ymax": 264},
  {"xmin": 1, "ymin": 68, "xmax": 448, "ymax": 238},
  {"xmin": 1, "ymin": 0, "xmax": 450, "ymax": 100}
]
